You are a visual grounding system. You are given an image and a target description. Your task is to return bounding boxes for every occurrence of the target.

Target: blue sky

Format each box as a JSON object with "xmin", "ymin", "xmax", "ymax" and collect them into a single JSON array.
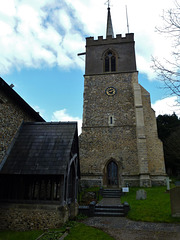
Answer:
[{"xmin": 0, "ymin": 0, "xmax": 179, "ymax": 134}]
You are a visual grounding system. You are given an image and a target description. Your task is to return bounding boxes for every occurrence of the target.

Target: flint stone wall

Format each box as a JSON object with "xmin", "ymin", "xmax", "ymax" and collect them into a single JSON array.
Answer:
[
  {"xmin": 141, "ymin": 86, "xmax": 166, "ymax": 176},
  {"xmin": 80, "ymin": 72, "xmax": 166, "ymax": 187},
  {"xmin": 0, "ymin": 89, "xmax": 40, "ymax": 163},
  {"xmin": 80, "ymin": 72, "xmax": 139, "ymax": 187},
  {"xmin": 0, "ymin": 203, "xmax": 79, "ymax": 231}
]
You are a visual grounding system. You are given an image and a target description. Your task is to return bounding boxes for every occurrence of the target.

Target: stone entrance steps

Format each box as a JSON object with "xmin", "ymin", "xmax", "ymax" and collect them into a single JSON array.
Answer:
[
  {"xmin": 94, "ymin": 205, "xmax": 125, "ymax": 217},
  {"xmin": 102, "ymin": 189, "xmax": 122, "ymax": 198},
  {"xmin": 95, "ymin": 189, "xmax": 129, "ymax": 217},
  {"xmin": 78, "ymin": 188, "xmax": 130, "ymax": 217}
]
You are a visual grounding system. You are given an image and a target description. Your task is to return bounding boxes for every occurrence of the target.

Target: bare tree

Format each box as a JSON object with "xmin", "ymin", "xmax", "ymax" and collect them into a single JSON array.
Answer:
[{"xmin": 152, "ymin": 0, "xmax": 180, "ymax": 104}]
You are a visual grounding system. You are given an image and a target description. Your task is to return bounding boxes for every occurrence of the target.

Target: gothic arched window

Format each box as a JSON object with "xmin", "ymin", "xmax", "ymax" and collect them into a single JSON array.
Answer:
[{"xmin": 104, "ymin": 50, "xmax": 116, "ymax": 72}]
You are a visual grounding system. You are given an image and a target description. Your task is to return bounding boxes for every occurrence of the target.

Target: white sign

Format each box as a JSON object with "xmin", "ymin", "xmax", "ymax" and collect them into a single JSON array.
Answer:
[{"xmin": 122, "ymin": 187, "xmax": 129, "ymax": 193}]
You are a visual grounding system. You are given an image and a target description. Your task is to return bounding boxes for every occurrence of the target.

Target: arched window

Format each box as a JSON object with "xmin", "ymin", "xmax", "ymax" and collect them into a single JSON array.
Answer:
[{"xmin": 104, "ymin": 50, "xmax": 116, "ymax": 72}]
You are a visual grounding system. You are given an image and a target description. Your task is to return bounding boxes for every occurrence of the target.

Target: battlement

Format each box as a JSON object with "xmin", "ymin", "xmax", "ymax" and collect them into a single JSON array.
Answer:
[{"xmin": 86, "ymin": 33, "xmax": 134, "ymax": 46}]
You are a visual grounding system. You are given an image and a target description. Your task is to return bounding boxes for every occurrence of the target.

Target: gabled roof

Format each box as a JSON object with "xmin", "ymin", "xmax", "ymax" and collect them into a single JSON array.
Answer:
[
  {"xmin": 0, "ymin": 77, "xmax": 44, "ymax": 122},
  {"xmin": 0, "ymin": 122, "xmax": 78, "ymax": 175}
]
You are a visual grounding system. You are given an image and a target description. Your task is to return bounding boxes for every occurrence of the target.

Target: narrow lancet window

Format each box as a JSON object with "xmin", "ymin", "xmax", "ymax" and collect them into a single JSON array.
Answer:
[
  {"xmin": 109, "ymin": 115, "xmax": 114, "ymax": 126},
  {"xmin": 105, "ymin": 56, "xmax": 110, "ymax": 72},
  {"xmin": 111, "ymin": 56, "xmax": 116, "ymax": 71},
  {"xmin": 104, "ymin": 50, "xmax": 116, "ymax": 72},
  {"xmin": 110, "ymin": 117, "xmax": 113, "ymax": 124}
]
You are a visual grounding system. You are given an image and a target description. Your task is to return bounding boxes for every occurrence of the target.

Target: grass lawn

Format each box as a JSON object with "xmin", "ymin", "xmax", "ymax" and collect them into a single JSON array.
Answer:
[
  {"xmin": 0, "ymin": 230, "xmax": 43, "ymax": 240},
  {"xmin": 121, "ymin": 186, "xmax": 180, "ymax": 223},
  {"xmin": 0, "ymin": 222, "xmax": 114, "ymax": 240},
  {"xmin": 64, "ymin": 222, "xmax": 114, "ymax": 240}
]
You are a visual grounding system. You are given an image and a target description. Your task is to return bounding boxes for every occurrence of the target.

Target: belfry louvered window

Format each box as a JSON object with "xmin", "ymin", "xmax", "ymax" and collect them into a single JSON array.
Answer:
[{"xmin": 104, "ymin": 50, "xmax": 116, "ymax": 72}]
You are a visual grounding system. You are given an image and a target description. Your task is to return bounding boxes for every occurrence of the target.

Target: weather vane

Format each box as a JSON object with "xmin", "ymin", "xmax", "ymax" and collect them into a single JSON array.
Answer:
[{"xmin": 104, "ymin": 0, "xmax": 112, "ymax": 8}]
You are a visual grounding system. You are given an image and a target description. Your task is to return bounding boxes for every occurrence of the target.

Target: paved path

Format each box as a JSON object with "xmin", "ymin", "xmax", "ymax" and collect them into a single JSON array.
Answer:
[
  {"xmin": 96, "ymin": 197, "xmax": 121, "ymax": 206},
  {"xmin": 83, "ymin": 216, "xmax": 180, "ymax": 240},
  {"xmin": 82, "ymin": 197, "xmax": 180, "ymax": 240}
]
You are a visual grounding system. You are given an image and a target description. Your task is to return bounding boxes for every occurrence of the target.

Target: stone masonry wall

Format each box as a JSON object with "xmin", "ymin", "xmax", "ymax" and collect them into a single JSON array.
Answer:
[
  {"xmin": 0, "ymin": 203, "xmax": 69, "ymax": 231},
  {"xmin": 0, "ymin": 89, "xmax": 39, "ymax": 163},
  {"xmin": 141, "ymin": 87, "xmax": 166, "ymax": 186},
  {"xmin": 80, "ymin": 126, "xmax": 139, "ymax": 173},
  {"xmin": 141, "ymin": 86, "xmax": 166, "ymax": 183},
  {"xmin": 80, "ymin": 71, "xmax": 166, "ymax": 187},
  {"xmin": 82, "ymin": 73, "xmax": 137, "ymax": 128},
  {"xmin": 79, "ymin": 72, "xmax": 139, "ymax": 187}
]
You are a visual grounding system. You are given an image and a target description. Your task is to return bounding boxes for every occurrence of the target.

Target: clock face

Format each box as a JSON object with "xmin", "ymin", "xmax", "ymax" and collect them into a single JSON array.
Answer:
[{"xmin": 105, "ymin": 87, "xmax": 116, "ymax": 96}]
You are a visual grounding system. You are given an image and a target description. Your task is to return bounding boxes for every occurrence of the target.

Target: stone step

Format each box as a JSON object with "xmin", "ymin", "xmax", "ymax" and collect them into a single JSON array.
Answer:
[
  {"xmin": 103, "ymin": 191, "xmax": 121, "ymax": 194},
  {"xmin": 95, "ymin": 205, "xmax": 124, "ymax": 208},
  {"xmin": 95, "ymin": 208, "xmax": 124, "ymax": 213},
  {"xmin": 102, "ymin": 189, "xmax": 122, "ymax": 192},
  {"xmin": 102, "ymin": 194, "xmax": 121, "ymax": 198},
  {"xmin": 78, "ymin": 202, "xmax": 130, "ymax": 217},
  {"xmin": 102, "ymin": 189, "xmax": 122, "ymax": 198},
  {"xmin": 95, "ymin": 211, "xmax": 125, "ymax": 217},
  {"xmin": 103, "ymin": 189, "xmax": 121, "ymax": 192},
  {"xmin": 95, "ymin": 204, "xmax": 125, "ymax": 217}
]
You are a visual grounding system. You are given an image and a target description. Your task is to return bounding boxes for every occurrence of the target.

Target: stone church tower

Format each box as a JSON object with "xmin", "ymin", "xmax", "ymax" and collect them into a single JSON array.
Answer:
[{"xmin": 79, "ymin": 7, "xmax": 166, "ymax": 187}]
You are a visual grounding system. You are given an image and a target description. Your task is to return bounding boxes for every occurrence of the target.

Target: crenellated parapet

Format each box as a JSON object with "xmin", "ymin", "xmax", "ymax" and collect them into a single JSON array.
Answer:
[
  {"xmin": 86, "ymin": 33, "xmax": 134, "ymax": 46},
  {"xmin": 85, "ymin": 32, "xmax": 136, "ymax": 74}
]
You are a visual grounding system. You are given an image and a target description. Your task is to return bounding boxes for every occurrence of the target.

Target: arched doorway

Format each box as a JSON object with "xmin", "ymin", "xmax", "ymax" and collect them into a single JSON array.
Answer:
[{"xmin": 107, "ymin": 161, "xmax": 118, "ymax": 187}]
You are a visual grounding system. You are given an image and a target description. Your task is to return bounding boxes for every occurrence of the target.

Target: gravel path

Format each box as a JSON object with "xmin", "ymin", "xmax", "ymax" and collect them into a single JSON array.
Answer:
[{"xmin": 82, "ymin": 217, "xmax": 180, "ymax": 240}]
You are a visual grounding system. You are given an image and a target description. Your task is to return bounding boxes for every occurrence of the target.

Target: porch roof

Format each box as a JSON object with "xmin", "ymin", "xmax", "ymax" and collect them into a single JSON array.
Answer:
[{"xmin": 0, "ymin": 122, "xmax": 78, "ymax": 175}]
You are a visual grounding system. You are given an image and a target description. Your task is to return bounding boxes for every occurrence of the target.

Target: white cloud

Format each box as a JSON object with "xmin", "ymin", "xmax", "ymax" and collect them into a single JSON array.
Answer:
[
  {"xmin": 52, "ymin": 109, "xmax": 82, "ymax": 134},
  {"xmin": 58, "ymin": 9, "xmax": 72, "ymax": 31},
  {"xmin": 152, "ymin": 96, "xmax": 180, "ymax": 117},
  {"xmin": 0, "ymin": 0, "xmax": 85, "ymax": 74},
  {"xmin": 136, "ymin": 55, "xmax": 155, "ymax": 79},
  {"xmin": 0, "ymin": 0, "xmax": 176, "ymax": 78},
  {"xmin": 0, "ymin": 0, "xmax": 16, "ymax": 17}
]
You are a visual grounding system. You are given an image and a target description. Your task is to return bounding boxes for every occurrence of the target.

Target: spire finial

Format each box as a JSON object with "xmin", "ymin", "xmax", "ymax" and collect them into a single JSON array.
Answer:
[
  {"xmin": 105, "ymin": 0, "xmax": 111, "ymax": 8},
  {"xmin": 105, "ymin": 1, "xmax": 114, "ymax": 38}
]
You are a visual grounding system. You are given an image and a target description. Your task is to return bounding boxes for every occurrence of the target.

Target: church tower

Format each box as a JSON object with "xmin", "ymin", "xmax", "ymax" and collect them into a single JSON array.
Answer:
[{"xmin": 79, "ymin": 6, "xmax": 166, "ymax": 187}]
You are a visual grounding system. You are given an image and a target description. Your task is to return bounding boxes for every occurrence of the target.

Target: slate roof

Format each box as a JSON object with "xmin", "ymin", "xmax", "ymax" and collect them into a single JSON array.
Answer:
[
  {"xmin": 0, "ymin": 77, "xmax": 44, "ymax": 122},
  {"xmin": 0, "ymin": 122, "xmax": 78, "ymax": 175}
]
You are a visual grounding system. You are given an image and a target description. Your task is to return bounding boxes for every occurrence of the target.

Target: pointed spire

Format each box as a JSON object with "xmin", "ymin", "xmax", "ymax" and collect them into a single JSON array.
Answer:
[{"xmin": 106, "ymin": 7, "xmax": 114, "ymax": 38}]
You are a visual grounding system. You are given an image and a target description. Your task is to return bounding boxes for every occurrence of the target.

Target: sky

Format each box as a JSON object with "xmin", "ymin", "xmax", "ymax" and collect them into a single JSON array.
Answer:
[{"xmin": 0, "ymin": 0, "xmax": 179, "ymax": 134}]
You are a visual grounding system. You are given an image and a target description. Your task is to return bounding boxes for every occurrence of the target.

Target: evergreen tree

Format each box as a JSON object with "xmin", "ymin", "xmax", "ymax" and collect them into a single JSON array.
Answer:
[{"xmin": 157, "ymin": 113, "xmax": 180, "ymax": 176}]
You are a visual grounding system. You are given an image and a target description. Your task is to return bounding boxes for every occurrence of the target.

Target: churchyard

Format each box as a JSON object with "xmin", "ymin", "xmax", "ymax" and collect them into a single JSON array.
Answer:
[
  {"xmin": 0, "ymin": 221, "xmax": 113, "ymax": 240},
  {"xmin": 121, "ymin": 185, "xmax": 180, "ymax": 223},
  {"xmin": 0, "ymin": 184, "xmax": 179, "ymax": 240}
]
